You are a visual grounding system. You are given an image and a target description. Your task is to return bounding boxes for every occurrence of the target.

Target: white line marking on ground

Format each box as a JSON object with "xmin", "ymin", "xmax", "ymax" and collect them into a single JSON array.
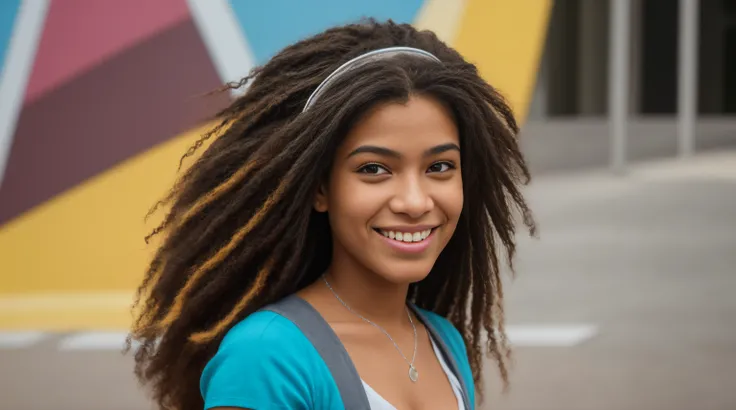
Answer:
[
  {"xmin": 0, "ymin": 325, "xmax": 599, "ymax": 350},
  {"xmin": 58, "ymin": 331, "xmax": 131, "ymax": 351},
  {"xmin": 506, "ymin": 324, "xmax": 598, "ymax": 347},
  {"xmin": 0, "ymin": 331, "xmax": 47, "ymax": 348}
]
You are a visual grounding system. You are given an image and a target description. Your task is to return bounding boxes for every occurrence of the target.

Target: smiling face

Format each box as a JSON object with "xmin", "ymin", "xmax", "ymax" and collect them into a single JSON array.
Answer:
[{"xmin": 315, "ymin": 94, "xmax": 464, "ymax": 285}]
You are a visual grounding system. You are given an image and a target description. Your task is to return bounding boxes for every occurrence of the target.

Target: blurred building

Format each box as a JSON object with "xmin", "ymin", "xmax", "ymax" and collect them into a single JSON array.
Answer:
[
  {"xmin": 529, "ymin": 0, "xmax": 736, "ymax": 119},
  {"xmin": 518, "ymin": 0, "xmax": 736, "ymax": 176}
]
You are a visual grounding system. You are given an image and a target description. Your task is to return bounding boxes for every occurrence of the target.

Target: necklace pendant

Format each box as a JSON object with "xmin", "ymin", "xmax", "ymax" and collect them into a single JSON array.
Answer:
[{"xmin": 408, "ymin": 365, "xmax": 419, "ymax": 382}]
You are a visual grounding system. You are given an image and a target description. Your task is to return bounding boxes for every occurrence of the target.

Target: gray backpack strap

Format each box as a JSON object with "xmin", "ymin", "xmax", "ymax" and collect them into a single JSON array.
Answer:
[
  {"xmin": 410, "ymin": 305, "xmax": 472, "ymax": 410},
  {"xmin": 261, "ymin": 295, "xmax": 371, "ymax": 410}
]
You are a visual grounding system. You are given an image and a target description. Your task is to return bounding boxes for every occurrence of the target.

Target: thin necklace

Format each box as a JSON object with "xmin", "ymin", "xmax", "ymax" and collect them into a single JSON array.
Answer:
[{"xmin": 322, "ymin": 275, "xmax": 419, "ymax": 382}]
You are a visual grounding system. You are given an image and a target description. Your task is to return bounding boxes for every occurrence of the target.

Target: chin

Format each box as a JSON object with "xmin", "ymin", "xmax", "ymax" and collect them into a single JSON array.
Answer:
[{"xmin": 373, "ymin": 259, "xmax": 436, "ymax": 285}]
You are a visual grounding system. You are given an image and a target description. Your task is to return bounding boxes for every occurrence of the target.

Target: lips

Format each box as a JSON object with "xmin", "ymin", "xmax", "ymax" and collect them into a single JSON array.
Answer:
[{"xmin": 372, "ymin": 226, "xmax": 438, "ymax": 254}]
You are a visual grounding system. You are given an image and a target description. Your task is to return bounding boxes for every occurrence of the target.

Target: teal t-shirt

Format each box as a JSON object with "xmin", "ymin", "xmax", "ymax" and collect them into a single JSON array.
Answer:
[{"xmin": 200, "ymin": 307, "xmax": 475, "ymax": 409}]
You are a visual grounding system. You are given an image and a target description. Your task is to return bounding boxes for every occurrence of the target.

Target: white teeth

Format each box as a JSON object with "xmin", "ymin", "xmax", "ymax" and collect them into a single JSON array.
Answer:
[{"xmin": 378, "ymin": 229, "xmax": 434, "ymax": 243}]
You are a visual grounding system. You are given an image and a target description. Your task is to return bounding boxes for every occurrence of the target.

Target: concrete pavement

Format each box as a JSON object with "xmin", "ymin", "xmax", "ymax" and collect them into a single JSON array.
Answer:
[
  {"xmin": 482, "ymin": 150, "xmax": 736, "ymax": 410},
  {"xmin": 2, "ymin": 149, "xmax": 735, "ymax": 410}
]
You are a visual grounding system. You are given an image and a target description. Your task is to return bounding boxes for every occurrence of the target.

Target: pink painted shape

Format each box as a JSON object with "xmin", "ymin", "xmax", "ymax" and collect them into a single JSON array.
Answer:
[{"xmin": 24, "ymin": 0, "xmax": 190, "ymax": 103}]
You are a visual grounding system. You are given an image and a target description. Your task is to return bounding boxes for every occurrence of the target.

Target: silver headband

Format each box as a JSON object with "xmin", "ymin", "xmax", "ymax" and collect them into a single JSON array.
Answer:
[{"xmin": 302, "ymin": 46, "xmax": 442, "ymax": 112}]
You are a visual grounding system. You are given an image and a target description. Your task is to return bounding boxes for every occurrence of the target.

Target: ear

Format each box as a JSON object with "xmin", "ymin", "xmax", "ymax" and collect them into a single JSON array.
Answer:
[{"xmin": 313, "ymin": 183, "xmax": 328, "ymax": 212}]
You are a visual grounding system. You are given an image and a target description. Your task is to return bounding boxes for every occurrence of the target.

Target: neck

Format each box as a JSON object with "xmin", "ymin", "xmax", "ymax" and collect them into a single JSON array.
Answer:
[{"xmin": 323, "ymin": 265, "xmax": 410, "ymax": 326}]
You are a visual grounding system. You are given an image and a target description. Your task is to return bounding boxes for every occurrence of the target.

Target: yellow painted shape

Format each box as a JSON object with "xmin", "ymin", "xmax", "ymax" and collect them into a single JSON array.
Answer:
[
  {"xmin": 0, "ymin": 123, "xmax": 215, "ymax": 294},
  {"xmin": 0, "ymin": 292, "xmax": 133, "ymax": 330},
  {"xmin": 414, "ymin": 0, "xmax": 468, "ymax": 45},
  {"xmin": 453, "ymin": 0, "xmax": 552, "ymax": 123}
]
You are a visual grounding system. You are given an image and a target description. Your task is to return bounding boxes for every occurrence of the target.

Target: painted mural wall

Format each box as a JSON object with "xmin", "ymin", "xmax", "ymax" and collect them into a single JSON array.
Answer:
[{"xmin": 0, "ymin": 0, "xmax": 550, "ymax": 328}]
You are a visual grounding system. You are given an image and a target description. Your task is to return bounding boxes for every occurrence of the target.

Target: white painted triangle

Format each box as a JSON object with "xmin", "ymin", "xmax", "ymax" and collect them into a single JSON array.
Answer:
[
  {"xmin": 0, "ymin": 0, "xmax": 51, "ymax": 185},
  {"xmin": 186, "ymin": 0, "xmax": 256, "ymax": 97}
]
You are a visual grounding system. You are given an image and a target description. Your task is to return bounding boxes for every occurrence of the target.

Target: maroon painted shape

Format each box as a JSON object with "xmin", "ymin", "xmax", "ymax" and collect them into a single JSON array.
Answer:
[{"xmin": 0, "ymin": 19, "xmax": 231, "ymax": 225}]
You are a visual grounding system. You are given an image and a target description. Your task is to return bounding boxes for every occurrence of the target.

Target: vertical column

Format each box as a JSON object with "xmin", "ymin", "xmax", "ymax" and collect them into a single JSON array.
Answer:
[
  {"xmin": 629, "ymin": 0, "xmax": 643, "ymax": 114},
  {"xmin": 609, "ymin": 0, "xmax": 631, "ymax": 173},
  {"xmin": 698, "ymin": 0, "xmax": 724, "ymax": 114},
  {"xmin": 546, "ymin": 0, "xmax": 579, "ymax": 116},
  {"xmin": 678, "ymin": 0, "xmax": 699, "ymax": 157},
  {"xmin": 578, "ymin": 0, "xmax": 609, "ymax": 116},
  {"xmin": 528, "ymin": 48, "xmax": 548, "ymax": 121}
]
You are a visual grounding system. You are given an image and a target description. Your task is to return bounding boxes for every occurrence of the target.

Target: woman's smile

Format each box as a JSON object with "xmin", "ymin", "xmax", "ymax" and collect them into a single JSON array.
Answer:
[{"xmin": 374, "ymin": 225, "xmax": 439, "ymax": 254}]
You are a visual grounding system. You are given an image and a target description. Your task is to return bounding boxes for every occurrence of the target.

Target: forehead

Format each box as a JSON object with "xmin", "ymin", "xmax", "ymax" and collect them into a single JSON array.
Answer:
[{"xmin": 339, "ymin": 95, "xmax": 459, "ymax": 154}]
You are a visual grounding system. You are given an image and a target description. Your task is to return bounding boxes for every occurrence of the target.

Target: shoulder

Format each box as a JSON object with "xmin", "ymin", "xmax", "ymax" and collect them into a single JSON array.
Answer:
[
  {"xmin": 210, "ymin": 310, "xmax": 311, "ymax": 370},
  {"xmin": 218, "ymin": 309, "xmax": 303, "ymax": 350},
  {"xmin": 200, "ymin": 310, "xmax": 338, "ymax": 410},
  {"xmin": 416, "ymin": 308, "xmax": 476, "ymax": 406}
]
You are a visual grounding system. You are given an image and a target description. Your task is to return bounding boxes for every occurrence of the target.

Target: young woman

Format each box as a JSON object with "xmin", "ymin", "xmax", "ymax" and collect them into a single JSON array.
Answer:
[{"xmin": 129, "ymin": 19, "xmax": 535, "ymax": 410}]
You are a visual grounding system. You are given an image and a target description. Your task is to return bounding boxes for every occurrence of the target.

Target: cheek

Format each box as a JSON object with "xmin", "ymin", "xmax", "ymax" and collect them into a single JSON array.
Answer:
[
  {"xmin": 437, "ymin": 177, "xmax": 464, "ymax": 223},
  {"xmin": 327, "ymin": 175, "xmax": 384, "ymax": 222}
]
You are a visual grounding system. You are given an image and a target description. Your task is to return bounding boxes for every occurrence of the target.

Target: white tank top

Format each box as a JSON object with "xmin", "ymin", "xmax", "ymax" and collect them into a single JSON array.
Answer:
[{"xmin": 361, "ymin": 336, "xmax": 465, "ymax": 410}]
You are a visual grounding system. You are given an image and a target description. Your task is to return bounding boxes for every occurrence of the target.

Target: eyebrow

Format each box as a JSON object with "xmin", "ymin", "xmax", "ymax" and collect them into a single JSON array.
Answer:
[{"xmin": 347, "ymin": 143, "xmax": 460, "ymax": 159}]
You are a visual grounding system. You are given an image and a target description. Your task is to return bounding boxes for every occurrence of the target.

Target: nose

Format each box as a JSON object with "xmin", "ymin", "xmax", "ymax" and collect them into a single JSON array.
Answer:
[{"xmin": 388, "ymin": 175, "xmax": 434, "ymax": 218}]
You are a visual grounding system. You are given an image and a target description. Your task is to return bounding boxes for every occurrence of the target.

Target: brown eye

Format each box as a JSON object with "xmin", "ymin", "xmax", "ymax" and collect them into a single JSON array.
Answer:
[
  {"xmin": 357, "ymin": 163, "xmax": 389, "ymax": 175},
  {"xmin": 427, "ymin": 161, "xmax": 455, "ymax": 173}
]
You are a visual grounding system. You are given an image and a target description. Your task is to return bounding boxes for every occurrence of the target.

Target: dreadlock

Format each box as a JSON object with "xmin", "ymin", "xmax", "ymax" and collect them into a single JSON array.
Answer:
[{"xmin": 128, "ymin": 19, "xmax": 535, "ymax": 410}]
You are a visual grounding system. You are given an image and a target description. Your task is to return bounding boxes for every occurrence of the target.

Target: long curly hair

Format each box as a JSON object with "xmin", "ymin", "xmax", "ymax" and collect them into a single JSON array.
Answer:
[{"xmin": 128, "ymin": 19, "xmax": 535, "ymax": 410}]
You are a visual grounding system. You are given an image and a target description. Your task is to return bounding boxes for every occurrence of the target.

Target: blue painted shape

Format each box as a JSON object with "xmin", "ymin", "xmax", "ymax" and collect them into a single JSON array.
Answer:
[
  {"xmin": 229, "ymin": 0, "xmax": 424, "ymax": 64},
  {"xmin": 0, "ymin": 0, "xmax": 22, "ymax": 73}
]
